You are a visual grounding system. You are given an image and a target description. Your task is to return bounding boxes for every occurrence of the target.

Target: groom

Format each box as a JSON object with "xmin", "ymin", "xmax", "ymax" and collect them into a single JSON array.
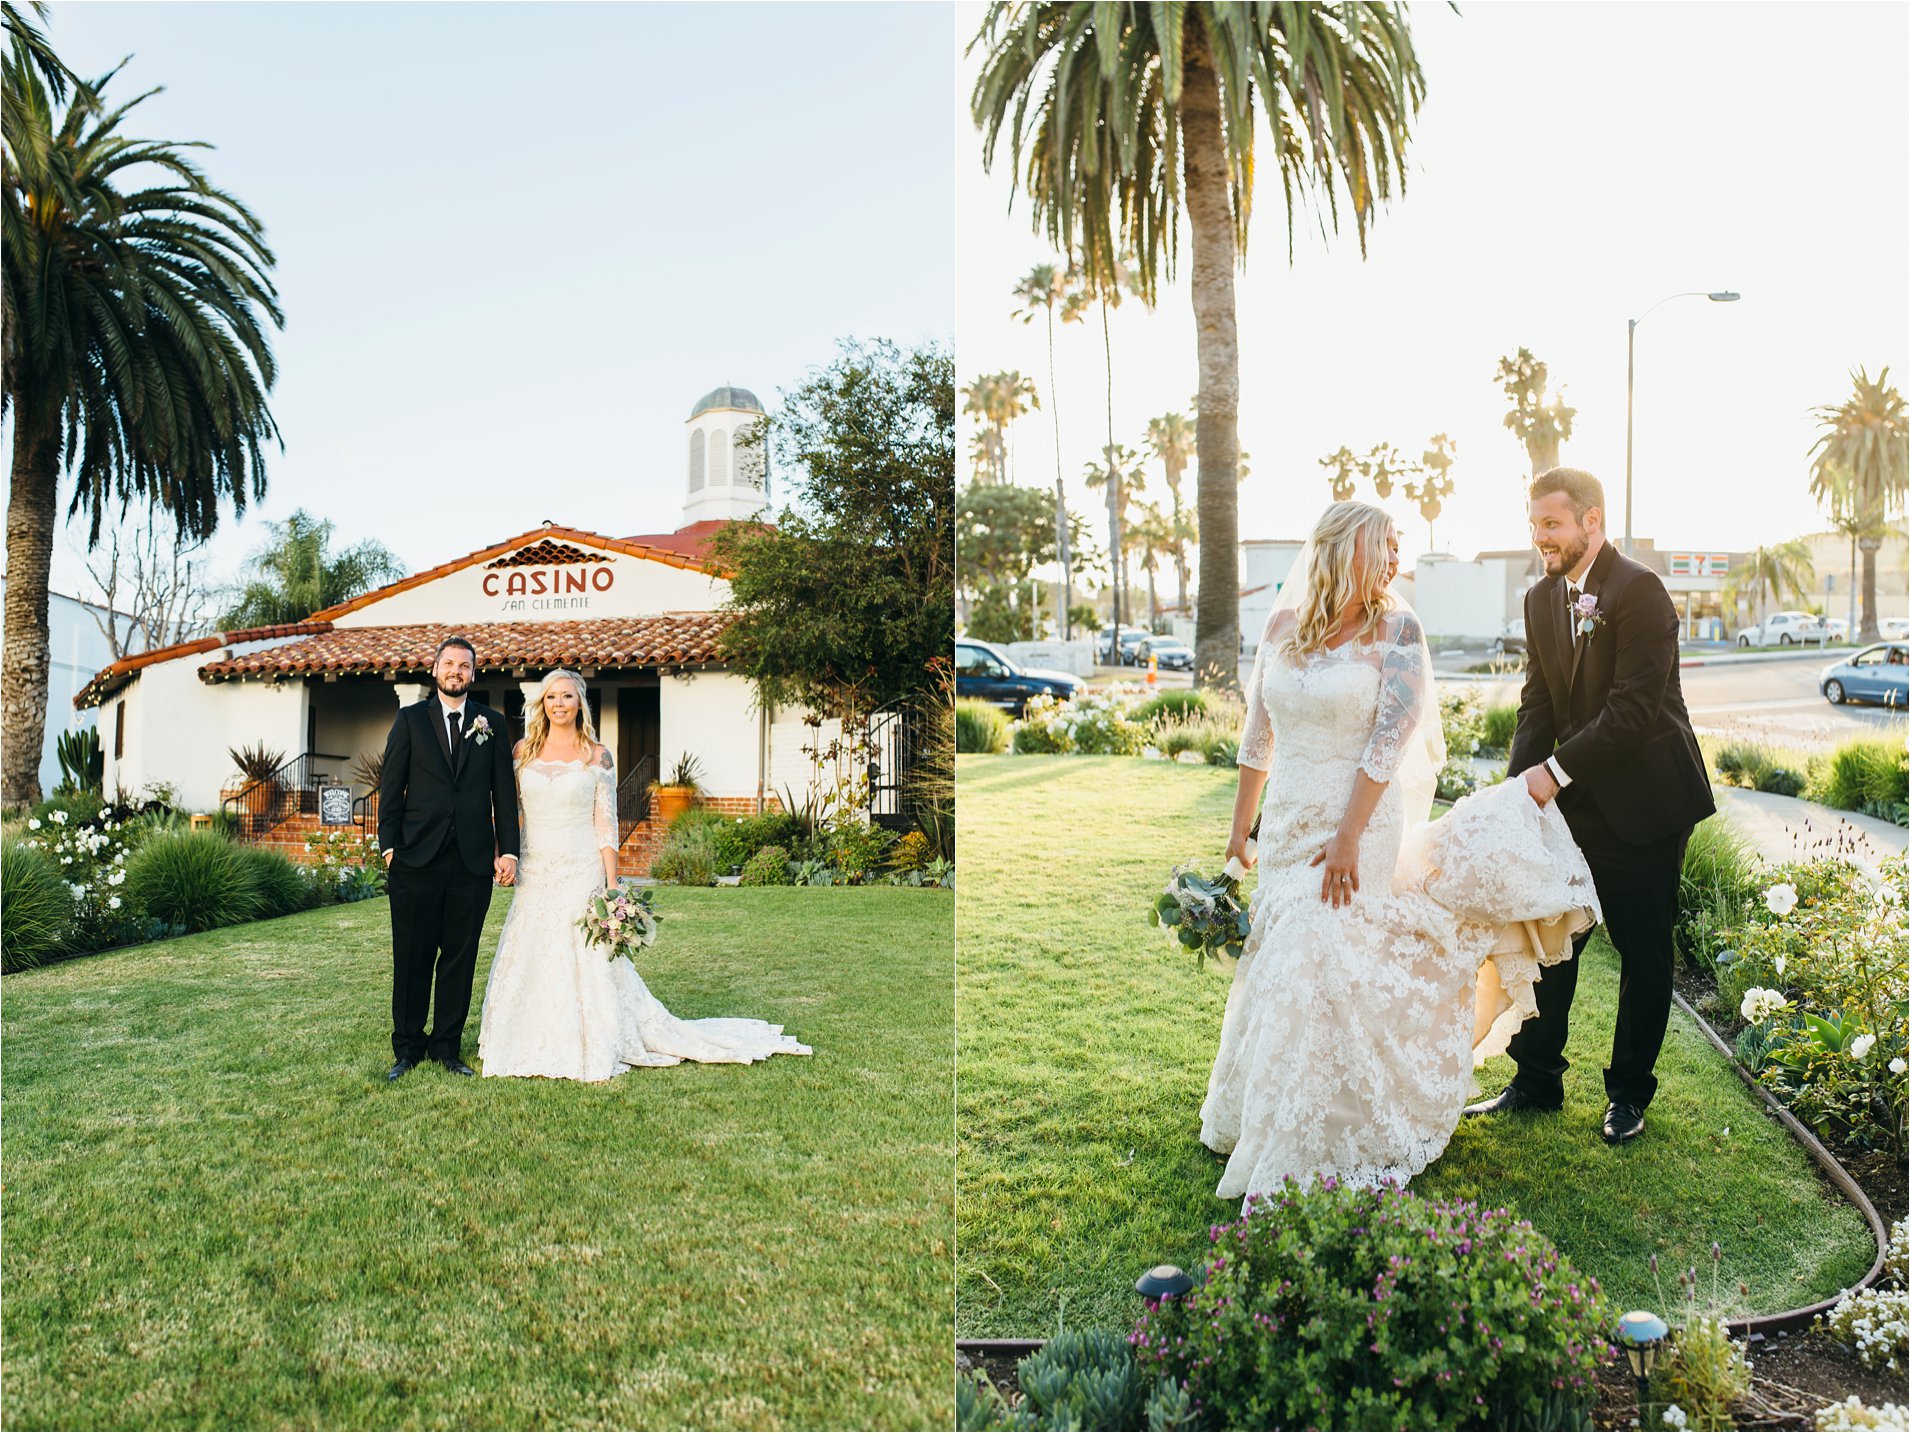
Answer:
[
  {"xmin": 377, "ymin": 636, "xmax": 520, "ymax": 1082},
  {"xmin": 1466, "ymin": 468, "xmax": 1714, "ymax": 1143}
]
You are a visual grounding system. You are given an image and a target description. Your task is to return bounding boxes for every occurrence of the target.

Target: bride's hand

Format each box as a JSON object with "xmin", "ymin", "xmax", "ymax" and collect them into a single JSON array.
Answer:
[
  {"xmin": 1309, "ymin": 831, "xmax": 1360, "ymax": 908},
  {"xmin": 1225, "ymin": 831, "xmax": 1258, "ymax": 873}
]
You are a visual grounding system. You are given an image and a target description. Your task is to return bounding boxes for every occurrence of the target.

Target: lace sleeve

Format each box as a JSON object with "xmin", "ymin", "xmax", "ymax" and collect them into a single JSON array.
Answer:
[
  {"xmin": 1360, "ymin": 611, "xmax": 1431, "ymax": 784},
  {"xmin": 1238, "ymin": 612, "xmax": 1290, "ymax": 772},
  {"xmin": 593, "ymin": 746, "xmax": 618, "ymax": 854}
]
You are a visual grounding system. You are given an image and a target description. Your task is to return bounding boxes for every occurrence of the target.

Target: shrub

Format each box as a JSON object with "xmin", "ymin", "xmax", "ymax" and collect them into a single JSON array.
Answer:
[
  {"xmin": 1676, "ymin": 815, "xmax": 1759, "ymax": 966},
  {"xmin": 650, "ymin": 820, "xmax": 722, "ymax": 886},
  {"xmin": 1812, "ymin": 737, "xmax": 1909, "ymax": 825},
  {"xmin": 1480, "ymin": 700, "xmax": 1519, "ymax": 754},
  {"xmin": 1650, "ymin": 1312, "xmax": 1750, "ymax": 1430},
  {"xmin": 1712, "ymin": 740, "xmax": 1773, "ymax": 789},
  {"xmin": 237, "ymin": 846, "xmax": 309, "ymax": 919},
  {"xmin": 1131, "ymin": 689, "xmax": 1208, "ymax": 725},
  {"xmin": 738, "ymin": 845, "xmax": 793, "ymax": 886},
  {"xmin": 123, "ymin": 832, "xmax": 265, "ymax": 933},
  {"xmin": 1132, "ymin": 1180, "xmax": 1610, "ymax": 1432},
  {"xmin": 956, "ymin": 699, "xmax": 1010, "ymax": 754},
  {"xmin": 734, "ymin": 811, "xmax": 801, "ymax": 857},
  {"xmin": 957, "ymin": 1328, "xmax": 1193, "ymax": 1432},
  {"xmin": 826, "ymin": 820, "xmax": 895, "ymax": 884},
  {"xmin": 303, "ymin": 829, "xmax": 386, "ymax": 902},
  {"xmin": 888, "ymin": 829, "xmax": 932, "ymax": 872},
  {"xmin": 663, "ymin": 806, "xmax": 744, "ymax": 872},
  {"xmin": 1759, "ymin": 766, "xmax": 1808, "ymax": 797},
  {"xmin": 28, "ymin": 789, "xmax": 108, "ymax": 830},
  {"xmin": 1, "ymin": 840, "xmax": 71, "ymax": 971}
]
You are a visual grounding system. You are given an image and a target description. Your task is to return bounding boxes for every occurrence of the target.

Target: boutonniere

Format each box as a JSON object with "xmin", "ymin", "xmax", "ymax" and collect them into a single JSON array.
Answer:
[
  {"xmin": 1574, "ymin": 592, "xmax": 1604, "ymax": 639},
  {"xmin": 465, "ymin": 714, "xmax": 492, "ymax": 744}
]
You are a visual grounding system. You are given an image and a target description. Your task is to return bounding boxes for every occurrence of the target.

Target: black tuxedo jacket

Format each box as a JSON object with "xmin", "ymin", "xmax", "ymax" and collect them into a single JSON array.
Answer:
[
  {"xmin": 1508, "ymin": 541, "xmax": 1715, "ymax": 846},
  {"xmin": 377, "ymin": 697, "xmax": 521, "ymax": 875}
]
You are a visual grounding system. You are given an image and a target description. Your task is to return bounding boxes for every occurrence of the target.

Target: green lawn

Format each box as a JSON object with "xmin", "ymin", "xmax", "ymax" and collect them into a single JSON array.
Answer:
[
  {"xmin": 955, "ymin": 755, "xmax": 1874, "ymax": 1337},
  {"xmin": 3, "ymin": 887, "xmax": 954, "ymax": 1430}
]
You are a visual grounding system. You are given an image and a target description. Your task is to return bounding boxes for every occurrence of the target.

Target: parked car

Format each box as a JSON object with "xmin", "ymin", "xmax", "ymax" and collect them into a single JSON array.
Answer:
[
  {"xmin": 1737, "ymin": 611, "xmax": 1826, "ymax": 647},
  {"xmin": 1492, "ymin": 618, "xmax": 1527, "ymax": 658},
  {"xmin": 1098, "ymin": 625, "xmax": 1152, "ymax": 666},
  {"xmin": 1882, "ymin": 617, "xmax": 1910, "ymax": 641},
  {"xmin": 1820, "ymin": 642, "xmax": 1909, "ymax": 707},
  {"xmin": 1824, "ymin": 617, "xmax": 1849, "ymax": 642},
  {"xmin": 955, "ymin": 638, "xmax": 1085, "ymax": 716},
  {"xmin": 1137, "ymin": 636, "xmax": 1194, "ymax": 672}
]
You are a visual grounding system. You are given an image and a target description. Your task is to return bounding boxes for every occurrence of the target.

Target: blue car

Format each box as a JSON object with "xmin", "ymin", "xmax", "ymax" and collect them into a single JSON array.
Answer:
[
  {"xmin": 955, "ymin": 638, "xmax": 1085, "ymax": 716},
  {"xmin": 1820, "ymin": 643, "xmax": 1909, "ymax": 708}
]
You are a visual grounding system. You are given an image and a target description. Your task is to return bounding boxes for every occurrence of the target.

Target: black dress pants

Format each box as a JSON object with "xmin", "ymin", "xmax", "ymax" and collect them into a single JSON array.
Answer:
[
  {"xmin": 389, "ymin": 838, "xmax": 494, "ymax": 1062},
  {"xmin": 1506, "ymin": 791, "xmax": 1690, "ymax": 1110}
]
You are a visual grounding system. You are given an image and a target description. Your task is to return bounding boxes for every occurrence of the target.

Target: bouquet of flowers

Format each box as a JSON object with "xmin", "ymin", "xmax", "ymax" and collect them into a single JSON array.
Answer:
[
  {"xmin": 1151, "ymin": 819, "xmax": 1258, "ymax": 970},
  {"xmin": 577, "ymin": 880, "xmax": 661, "ymax": 962}
]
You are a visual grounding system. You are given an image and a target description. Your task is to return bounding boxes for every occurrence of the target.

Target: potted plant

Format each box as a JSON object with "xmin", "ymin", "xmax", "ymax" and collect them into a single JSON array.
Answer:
[
  {"xmin": 649, "ymin": 752, "xmax": 704, "ymax": 826},
  {"xmin": 224, "ymin": 743, "xmax": 286, "ymax": 823}
]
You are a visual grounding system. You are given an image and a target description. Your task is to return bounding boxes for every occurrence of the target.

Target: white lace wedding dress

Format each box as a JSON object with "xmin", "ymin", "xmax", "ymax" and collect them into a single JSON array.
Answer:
[
  {"xmin": 477, "ymin": 752, "xmax": 811, "ymax": 1081},
  {"xmin": 1199, "ymin": 610, "xmax": 1599, "ymax": 1204}
]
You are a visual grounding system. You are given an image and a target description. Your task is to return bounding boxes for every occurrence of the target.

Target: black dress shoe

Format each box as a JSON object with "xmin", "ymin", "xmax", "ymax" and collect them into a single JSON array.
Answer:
[
  {"xmin": 386, "ymin": 1058, "xmax": 418, "ymax": 1082},
  {"xmin": 1602, "ymin": 1102, "xmax": 1646, "ymax": 1144},
  {"xmin": 435, "ymin": 1056, "xmax": 477, "ymax": 1077},
  {"xmin": 1462, "ymin": 1085, "xmax": 1563, "ymax": 1118}
]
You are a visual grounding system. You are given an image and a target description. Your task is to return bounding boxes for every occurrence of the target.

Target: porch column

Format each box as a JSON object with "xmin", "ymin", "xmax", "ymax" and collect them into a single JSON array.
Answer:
[{"xmin": 394, "ymin": 682, "xmax": 430, "ymax": 708}]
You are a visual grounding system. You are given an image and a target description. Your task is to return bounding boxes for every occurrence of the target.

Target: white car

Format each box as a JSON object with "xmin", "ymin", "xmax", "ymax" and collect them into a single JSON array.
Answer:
[
  {"xmin": 1737, "ymin": 611, "xmax": 1826, "ymax": 647},
  {"xmin": 1882, "ymin": 617, "xmax": 1910, "ymax": 641}
]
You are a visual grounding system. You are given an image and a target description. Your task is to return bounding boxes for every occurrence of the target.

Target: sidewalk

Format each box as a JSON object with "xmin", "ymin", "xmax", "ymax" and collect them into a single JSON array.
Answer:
[{"xmin": 1711, "ymin": 787, "xmax": 1906, "ymax": 877}]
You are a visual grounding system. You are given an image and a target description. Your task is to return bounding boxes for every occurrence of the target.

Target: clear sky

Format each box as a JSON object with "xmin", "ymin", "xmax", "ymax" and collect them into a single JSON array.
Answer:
[
  {"xmin": 31, "ymin": 1, "xmax": 955, "ymax": 608},
  {"xmin": 956, "ymin": 1, "xmax": 1910, "ymax": 568}
]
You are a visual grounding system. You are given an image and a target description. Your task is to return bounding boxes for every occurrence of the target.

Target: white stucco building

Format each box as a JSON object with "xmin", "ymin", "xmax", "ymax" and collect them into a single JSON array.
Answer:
[
  {"xmin": 74, "ymin": 386, "xmax": 828, "ymax": 874},
  {"xmin": 1, "ymin": 580, "xmax": 134, "ymax": 797}
]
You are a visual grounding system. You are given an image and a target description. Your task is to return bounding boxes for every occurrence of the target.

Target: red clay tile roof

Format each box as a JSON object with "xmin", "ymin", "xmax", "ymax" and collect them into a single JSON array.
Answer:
[
  {"xmin": 485, "ymin": 539, "xmax": 609, "ymax": 569},
  {"xmin": 621, "ymin": 518, "xmax": 769, "ymax": 562},
  {"xmin": 196, "ymin": 616, "xmax": 733, "ymax": 683},
  {"xmin": 73, "ymin": 622, "xmax": 335, "ymax": 709}
]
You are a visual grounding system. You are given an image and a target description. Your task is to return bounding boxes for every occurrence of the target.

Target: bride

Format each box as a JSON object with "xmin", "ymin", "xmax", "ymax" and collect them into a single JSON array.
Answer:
[
  {"xmin": 477, "ymin": 668, "xmax": 811, "ymax": 1081},
  {"xmin": 1199, "ymin": 502, "xmax": 1598, "ymax": 1204}
]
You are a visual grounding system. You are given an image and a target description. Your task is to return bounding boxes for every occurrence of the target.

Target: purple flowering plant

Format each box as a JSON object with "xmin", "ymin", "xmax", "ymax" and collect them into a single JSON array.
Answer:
[{"xmin": 1128, "ymin": 1178, "xmax": 1613, "ymax": 1431}]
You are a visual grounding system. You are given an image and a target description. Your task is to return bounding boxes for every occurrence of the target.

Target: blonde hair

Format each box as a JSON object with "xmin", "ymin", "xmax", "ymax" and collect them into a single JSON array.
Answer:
[
  {"xmin": 1279, "ymin": 501, "xmax": 1398, "ymax": 661},
  {"xmin": 517, "ymin": 668, "xmax": 599, "ymax": 767}
]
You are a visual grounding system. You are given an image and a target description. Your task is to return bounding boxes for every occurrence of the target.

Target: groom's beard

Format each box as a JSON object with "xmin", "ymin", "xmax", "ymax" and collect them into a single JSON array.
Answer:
[{"xmin": 1538, "ymin": 535, "xmax": 1588, "ymax": 577}]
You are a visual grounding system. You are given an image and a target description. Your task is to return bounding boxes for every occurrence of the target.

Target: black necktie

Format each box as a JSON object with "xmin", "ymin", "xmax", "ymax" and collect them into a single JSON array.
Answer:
[{"xmin": 447, "ymin": 709, "xmax": 462, "ymax": 768}]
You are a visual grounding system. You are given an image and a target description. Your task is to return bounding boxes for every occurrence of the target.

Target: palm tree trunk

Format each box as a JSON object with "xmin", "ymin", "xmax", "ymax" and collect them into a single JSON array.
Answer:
[
  {"xmin": 3, "ymin": 420, "xmax": 63, "ymax": 809},
  {"xmin": 1102, "ymin": 301, "xmax": 1122, "ymax": 629},
  {"xmin": 1182, "ymin": 20, "xmax": 1242, "ymax": 693},
  {"xmin": 1170, "ymin": 476, "xmax": 1189, "ymax": 614},
  {"xmin": 1147, "ymin": 561, "xmax": 1159, "ymax": 629},
  {"xmin": 1860, "ymin": 540, "xmax": 1880, "ymax": 643},
  {"xmin": 1047, "ymin": 310, "xmax": 1072, "ymax": 640}
]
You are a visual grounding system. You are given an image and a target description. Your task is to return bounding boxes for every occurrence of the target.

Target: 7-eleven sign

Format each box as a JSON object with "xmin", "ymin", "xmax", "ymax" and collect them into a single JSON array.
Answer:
[{"xmin": 1667, "ymin": 552, "xmax": 1729, "ymax": 577}]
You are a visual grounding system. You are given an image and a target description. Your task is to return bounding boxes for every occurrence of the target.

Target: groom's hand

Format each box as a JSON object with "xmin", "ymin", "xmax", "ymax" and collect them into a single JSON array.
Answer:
[
  {"xmin": 1523, "ymin": 764, "xmax": 1560, "ymax": 807},
  {"xmin": 494, "ymin": 854, "xmax": 517, "ymax": 886}
]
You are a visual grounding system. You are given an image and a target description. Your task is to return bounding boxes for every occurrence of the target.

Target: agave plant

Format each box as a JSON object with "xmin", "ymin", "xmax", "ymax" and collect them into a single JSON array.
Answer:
[{"xmin": 228, "ymin": 743, "xmax": 286, "ymax": 785}]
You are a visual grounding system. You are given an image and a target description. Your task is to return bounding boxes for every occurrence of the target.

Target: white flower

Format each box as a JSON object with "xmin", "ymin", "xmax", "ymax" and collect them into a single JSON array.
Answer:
[
  {"xmin": 1890, "ymin": 1058, "xmax": 1906, "ymax": 1076},
  {"xmin": 1663, "ymin": 1406, "xmax": 1688, "ymax": 1431},
  {"xmin": 1851, "ymin": 1034, "xmax": 1877, "ymax": 1061},
  {"xmin": 108, "ymin": 870, "xmax": 124, "ymax": 887},
  {"xmin": 26, "ymin": 818, "xmax": 40, "ymax": 830},
  {"xmin": 66, "ymin": 882, "xmax": 85, "ymax": 899},
  {"xmin": 1765, "ymin": 883, "xmax": 1799, "ymax": 917},
  {"xmin": 108, "ymin": 896, "xmax": 121, "ymax": 911},
  {"xmin": 1774, "ymin": 955, "xmax": 1787, "ymax": 977},
  {"xmin": 97, "ymin": 808, "xmax": 110, "ymax": 821},
  {"xmin": 1740, "ymin": 987, "xmax": 1787, "ymax": 1024},
  {"xmin": 50, "ymin": 809, "xmax": 67, "ymax": 825}
]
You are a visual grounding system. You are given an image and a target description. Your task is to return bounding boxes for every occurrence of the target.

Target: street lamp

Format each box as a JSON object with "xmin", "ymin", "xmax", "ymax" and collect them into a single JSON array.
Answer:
[
  {"xmin": 1625, "ymin": 290, "xmax": 1740, "ymax": 557},
  {"xmin": 1615, "ymin": 1309, "xmax": 1670, "ymax": 1424}
]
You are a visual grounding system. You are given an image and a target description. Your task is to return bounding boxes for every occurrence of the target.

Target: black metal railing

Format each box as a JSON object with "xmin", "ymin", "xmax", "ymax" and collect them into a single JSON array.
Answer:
[
  {"xmin": 221, "ymin": 751, "xmax": 348, "ymax": 839},
  {"xmin": 867, "ymin": 702, "xmax": 925, "ymax": 831},
  {"xmin": 617, "ymin": 754, "xmax": 658, "ymax": 842}
]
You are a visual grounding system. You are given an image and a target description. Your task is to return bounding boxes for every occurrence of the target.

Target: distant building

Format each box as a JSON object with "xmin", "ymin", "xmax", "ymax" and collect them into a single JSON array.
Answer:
[
  {"xmin": 0, "ymin": 579, "xmax": 133, "ymax": 797},
  {"xmin": 1799, "ymin": 527, "xmax": 1909, "ymax": 630}
]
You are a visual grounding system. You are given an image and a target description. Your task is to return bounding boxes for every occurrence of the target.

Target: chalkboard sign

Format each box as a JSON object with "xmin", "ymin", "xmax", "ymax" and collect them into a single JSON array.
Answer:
[{"xmin": 319, "ymin": 786, "xmax": 354, "ymax": 826}]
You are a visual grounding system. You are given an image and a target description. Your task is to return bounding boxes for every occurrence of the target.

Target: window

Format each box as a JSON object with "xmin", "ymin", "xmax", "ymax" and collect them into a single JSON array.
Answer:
[
  {"xmin": 955, "ymin": 643, "xmax": 1005, "ymax": 678},
  {"xmin": 688, "ymin": 430, "xmax": 706, "ymax": 491},
  {"xmin": 709, "ymin": 429, "xmax": 730, "ymax": 486},
  {"xmin": 114, "ymin": 703, "xmax": 125, "ymax": 760},
  {"xmin": 1853, "ymin": 647, "xmax": 1886, "ymax": 667}
]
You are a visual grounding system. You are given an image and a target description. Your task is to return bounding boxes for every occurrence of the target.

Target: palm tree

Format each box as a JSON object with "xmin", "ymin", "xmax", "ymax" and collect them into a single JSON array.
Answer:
[
  {"xmin": 1127, "ymin": 500, "xmax": 1174, "ymax": 630},
  {"xmin": 1723, "ymin": 541, "xmax": 1815, "ymax": 640},
  {"xmin": 2, "ymin": 49, "xmax": 283, "ymax": 808},
  {"xmin": 217, "ymin": 511, "xmax": 405, "ymax": 630},
  {"xmin": 971, "ymin": 3, "xmax": 1426, "ymax": 691},
  {"xmin": 1320, "ymin": 444, "xmax": 1361, "ymax": 502},
  {"xmin": 1012, "ymin": 263, "xmax": 1080, "ymax": 636},
  {"xmin": 1361, "ymin": 443, "xmax": 1415, "ymax": 500},
  {"xmin": 1084, "ymin": 443, "xmax": 1146, "ymax": 625},
  {"xmin": 1497, "ymin": 348, "xmax": 1577, "ymax": 478},
  {"xmin": 1809, "ymin": 368, "xmax": 1907, "ymax": 643},
  {"xmin": 960, "ymin": 370, "xmax": 1038, "ymax": 486},
  {"xmin": 1145, "ymin": 408, "xmax": 1197, "ymax": 614},
  {"xmin": 1402, "ymin": 434, "xmax": 1456, "ymax": 552}
]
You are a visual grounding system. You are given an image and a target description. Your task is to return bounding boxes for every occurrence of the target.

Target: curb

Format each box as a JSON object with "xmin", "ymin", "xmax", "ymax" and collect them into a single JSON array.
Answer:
[{"xmin": 957, "ymin": 997, "xmax": 1893, "ymax": 1357}]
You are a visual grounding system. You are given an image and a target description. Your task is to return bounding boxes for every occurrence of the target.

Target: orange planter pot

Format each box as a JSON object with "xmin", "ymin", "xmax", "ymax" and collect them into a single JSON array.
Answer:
[{"xmin": 652, "ymin": 787, "xmax": 695, "ymax": 826}]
